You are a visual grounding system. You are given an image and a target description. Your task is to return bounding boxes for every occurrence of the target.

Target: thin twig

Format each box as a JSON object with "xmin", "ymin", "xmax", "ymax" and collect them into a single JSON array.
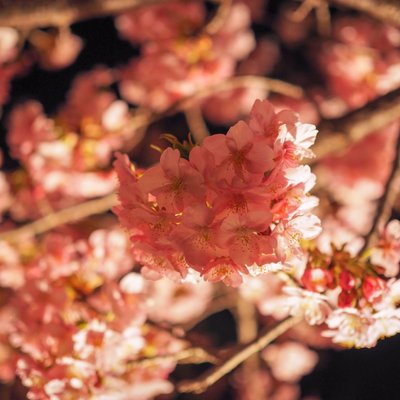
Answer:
[
  {"xmin": 235, "ymin": 296, "xmax": 264, "ymax": 400},
  {"xmin": 359, "ymin": 129, "xmax": 400, "ymax": 254},
  {"xmin": 204, "ymin": 0, "xmax": 232, "ymax": 35},
  {"xmin": 0, "ymin": 193, "xmax": 116, "ymax": 243},
  {"xmin": 184, "ymin": 106, "xmax": 210, "ymax": 144},
  {"xmin": 315, "ymin": 1, "xmax": 331, "ymax": 36},
  {"xmin": 153, "ymin": 76, "xmax": 303, "ymax": 123},
  {"xmin": 128, "ymin": 346, "xmax": 218, "ymax": 369},
  {"xmin": 177, "ymin": 316, "xmax": 301, "ymax": 394},
  {"xmin": 125, "ymin": 75, "xmax": 303, "ymax": 150},
  {"xmin": 291, "ymin": 0, "xmax": 331, "ymax": 36}
]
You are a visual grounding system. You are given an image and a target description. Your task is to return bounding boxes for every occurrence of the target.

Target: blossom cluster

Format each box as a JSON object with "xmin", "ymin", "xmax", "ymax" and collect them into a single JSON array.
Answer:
[
  {"xmin": 114, "ymin": 99, "xmax": 321, "ymax": 286},
  {"xmin": 288, "ymin": 220, "xmax": 400, "ymax": 348},
  {"xmin": 313, "ymin": 16, "xmax": 400, "ymax": 116},
  {"xmin": 116, "ymin": 1, "xmax": 256, "ymax": 111},
  {"xmin": 3, "ymin": 68, "xmax": 136, "ymax": 221},
  {"xmin": 239, "ymin": 219, "xmax": 400, "ymax": 349},
  {"xmin": 0, "ymin": 228, "xmax": 213, "ymax": 399}
]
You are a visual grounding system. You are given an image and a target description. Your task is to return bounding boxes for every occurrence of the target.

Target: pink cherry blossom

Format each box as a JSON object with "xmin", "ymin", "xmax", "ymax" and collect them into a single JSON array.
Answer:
[
  {"xmin": 370, "ymin": 220, "xmax": 400, "ymax": 277},
  {"xmin": 263, "ymin": 341, "xmax": 318, "ymax": 382},
  {"xmin": 115, "ymin": 99, "xmax": 320, "ymax": 285}
]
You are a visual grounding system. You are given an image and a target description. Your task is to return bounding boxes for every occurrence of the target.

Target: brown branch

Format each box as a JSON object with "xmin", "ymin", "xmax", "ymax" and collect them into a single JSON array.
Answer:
[
  {"xmin": 359, "ymin": 129, "xmax": 400, "ymax": 254},
  {"xmin": 328, "ymin": 0, "xmax": 400, "ymax": 27},
  {"xmin": 184, "ymin": 106, "xmax": 210, "ymax": 144},
  {"xmin": 127, "ymin": 346, "xmax": 218, "ymax": 369},
  {"xmin": 177, "ymin": 316, "xmax": 301, "ymax": 394},
  {"xmin": 291, "ymin": 0, "xmax": 331, "ymax": 36},
  {"xmin": 204, "ymin": 0, "xmax": 232, "ymax": 35},
  {"xmin": 0, "ymin": 193, "xmax": 116, "ymax": 243},
  {"xmin": 124, "ymin": 75, "xmax": 303, "ymax": 150},
  {"xmin": 235, "ymin": 296, "xmax": 264, "ymax": 400},
  {"xmin": 0, "ymin": 0, "xmax": 233, "ymax": 30},
  {"xmin": 313, "ymin": 87, "xmax": 400, "ymax": 161},
  {"xmin": 151, "ymin": 76, "xmax": 303, "ymax": 124},
  {"xmin": 0, "ymin": 0, "xmax": 175, "ymax": 29}
]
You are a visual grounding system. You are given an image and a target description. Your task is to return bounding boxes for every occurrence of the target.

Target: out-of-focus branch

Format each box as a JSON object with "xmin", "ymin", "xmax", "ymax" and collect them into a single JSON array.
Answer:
[
  {"xmin": 125, "ymin": 75, "xmax": 303, "ymax": 150},
  {"xmin": 0, "ymin": 0, "xmax": 173, "ymax": 29},
  {"xmin": 184, "ymin": 107, "xmax": 210, "ymax": 145},
  {"xmin": 204, "ymin": 0, "xmax": 232, "ymax": 34},
  {"xmin": 128, "ymin": 346, "xmax": 219, "ymax": 369},
  {"xmin": 177, "ymin": 316, "xmax": 301, "ymax": 394},
  {"xmin": 159, "ymin": 76, "xmax": 303, "ymax": 119},
  {"xmin": 235, "ymin": 297, "xmax": 264, "ymax": 400},
  {"xmin": 0, "ymin": 193, "xmax": 116, "ymax": 243},
  {"xmin": 313, "ymin": 87, "xmax": 400, "ymax": 161},
  {"xmin": 359, "ymin": 129, "xmax": 400, "ymax": 254},
  {"xmin": 291, "ymin": 0, "xmax": 331, "ymax": 36},
  {"xmin": 127, "ymin": 76, "xmax": 303, "ymax": 136},
  {"xmin": 328, "ymin": 0, "xmax": 400, "ymax": 27},
  {"xmin": 0, "ymin": 0, "xmax": 232, "ymax": 30}
]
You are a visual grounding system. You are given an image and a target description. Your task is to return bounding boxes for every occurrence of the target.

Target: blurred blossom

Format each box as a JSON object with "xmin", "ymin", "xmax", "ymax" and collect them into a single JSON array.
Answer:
[
  {"xmin": 313, "ymin": 16, "xmax": 400, "ymax": 114},
  {"xmin": 263, "ymin": 341, "xmax": 318, "ymax": 382},
  {"xmin": 119, "ymin": 3, "xmax": 255, "ymax": 111},
  {"xmin": 29, "ymin": 28, "xmax": 83, "ymax": 70},
  {"xmin": 0, "ymin": 27, "xmax": 19, "ymax": 64}
]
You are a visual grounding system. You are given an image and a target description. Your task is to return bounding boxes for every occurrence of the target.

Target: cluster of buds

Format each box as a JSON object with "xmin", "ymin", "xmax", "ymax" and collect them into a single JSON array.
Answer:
[
  {"xmin": 301, "ymin": 246, "xmax": 387, "ymax": 309},
  {"xmin": 285, "ymin": 221, "xmax": 400, "ymax": 348}
]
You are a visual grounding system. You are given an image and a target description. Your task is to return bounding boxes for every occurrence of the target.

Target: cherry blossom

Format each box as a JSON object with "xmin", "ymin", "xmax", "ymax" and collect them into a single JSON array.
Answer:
[
  {"xmin": 263, "ymin": 341, "xmax": 318, "ymax": 382},
  {"xmin": 115, "ymin": 99, "xmax": 320, "ymax": 286}
]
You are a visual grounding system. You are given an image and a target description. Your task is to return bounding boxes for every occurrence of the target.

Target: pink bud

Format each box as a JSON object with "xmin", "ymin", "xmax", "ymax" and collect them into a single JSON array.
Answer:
[
  {"xmin": 339, "ymin": 270, "xmax": 356, "ymax": 291},
  {"xmin": 362, "ymin": 276, "xmax": 387, "ymax": 303},
  {"xmin": 301, "ymin": 267, "xmax": 333, "ymax": 293},
  {"xmin": 338, "ymin": 289, "xmax": 357, "ymax": 308}
]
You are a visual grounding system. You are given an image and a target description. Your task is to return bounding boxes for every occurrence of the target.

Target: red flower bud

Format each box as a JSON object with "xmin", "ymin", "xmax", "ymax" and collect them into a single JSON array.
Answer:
[
  {"xmin": 362, "ymin": 276, "xmax": 387, "ymax": 304},
  {"xmin": 338, "ymin": 289, "xmax": 357, "ymax": 308},
  {"xmin": 301, "ymin": 267, "xmax": 333, "ymax": 293},
  {"xmin": 339, "ymin": 270, "xmax": 356, "ymax": 291}
]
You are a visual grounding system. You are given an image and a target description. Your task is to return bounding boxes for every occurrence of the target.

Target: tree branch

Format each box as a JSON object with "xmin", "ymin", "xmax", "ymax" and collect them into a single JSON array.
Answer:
[
  {"xmin": 313, "ymin": 87, "xmax": 400, "ymax": 161},
  {"xmin": 328, "ymin": 0, "xmax": 400, "ymax": 27},
  {"xmin": 184, "ymin": 106, "xmax": 210, "ymax": 145},
  {"xmin": 204, "ymin": 0, "xmax": 232, "ymax": 35},
  {"xmin": 359, "ymin": 129, "xmax": 400, "ymax": 254},
  {"xmin": 177, "ymin": 316, "xmax": 301, "ymax": 394},
  {"xmin": 0, "ymin": 193, "xmax": 116, "ymax": 243},
  {"xmin": 152, "ymin": 75, "xmax": 303, "ymax": 124},
  {"xmin": 127, "ymin": 346, "xmax": 219, "ymax": 369},
  {"xmin": 0, "ymin": 0, "xmax": 232, "ymax": 30},
  {"xmin": 0, "ymin": 0, "xmax": 174, "ymax": 29}
]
